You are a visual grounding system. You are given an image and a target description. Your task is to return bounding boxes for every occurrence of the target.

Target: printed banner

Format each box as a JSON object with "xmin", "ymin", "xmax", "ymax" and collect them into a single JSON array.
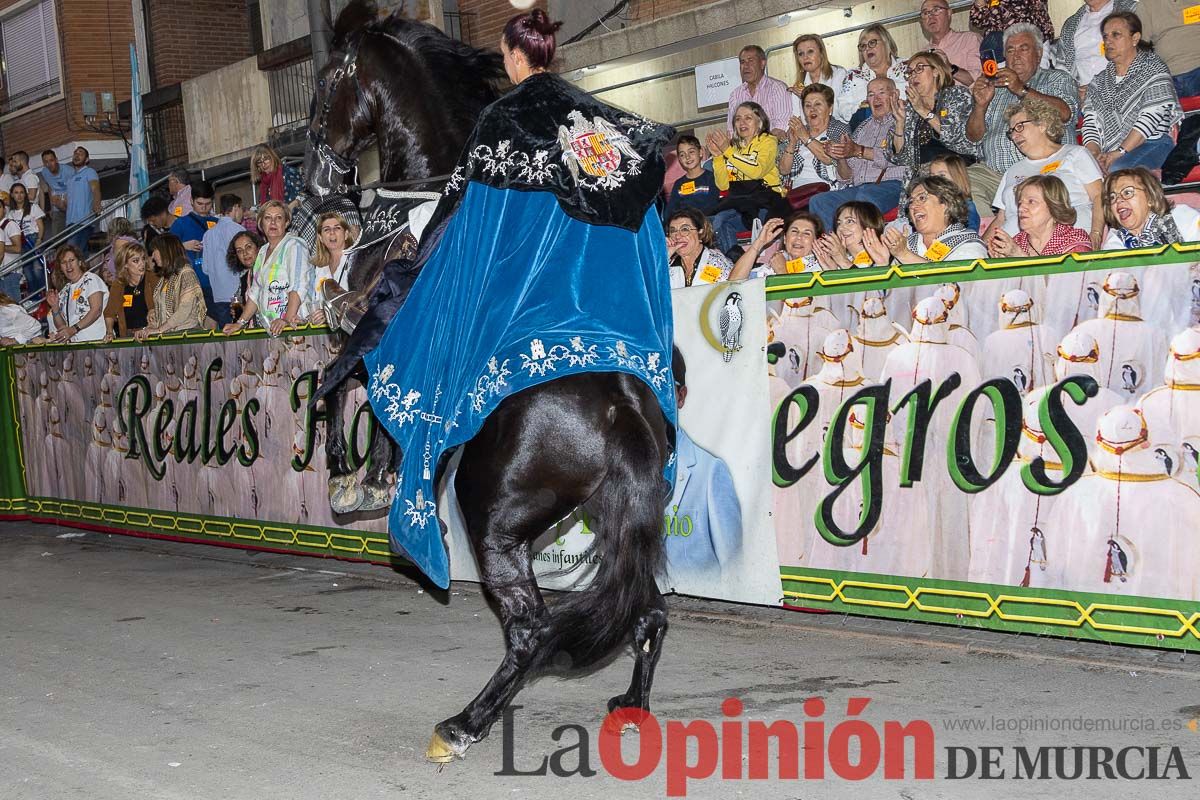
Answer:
[
  {"xmin": 769, "ymin": 249, "xmax": 1200, "ymax": 638},
  {"xmin": 5, "ymin": 245, "xmax": 1200, "ymax": 649}
]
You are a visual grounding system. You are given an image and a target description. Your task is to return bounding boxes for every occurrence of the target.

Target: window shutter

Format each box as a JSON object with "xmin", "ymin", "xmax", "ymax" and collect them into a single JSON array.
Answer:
[{"xmin": 2, "ymin": 0, "xmax": 60, "ymax": 101}]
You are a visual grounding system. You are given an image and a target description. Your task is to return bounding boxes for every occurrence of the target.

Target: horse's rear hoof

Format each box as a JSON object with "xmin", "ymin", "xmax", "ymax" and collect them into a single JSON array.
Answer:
[
  {"xmin": 329, "ymin": 475, "xmax": 364, "ymax": 515},
  {"xmin": 358, "ymin": 483, "xmax": 391, "ymax": 512},
  {"xmin": 426, "ymin": 730, "xmax": 466, "ymax": 763}
]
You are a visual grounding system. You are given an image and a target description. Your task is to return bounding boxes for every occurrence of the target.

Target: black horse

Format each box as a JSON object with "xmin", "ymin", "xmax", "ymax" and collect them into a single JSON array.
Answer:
[
  {"xmin": 304, "ymin": 1, "xmax": 505, "ymax": 515},
  {"xmin": 307, "ymin": 2, "xmax": 675, "ymax": 762}
]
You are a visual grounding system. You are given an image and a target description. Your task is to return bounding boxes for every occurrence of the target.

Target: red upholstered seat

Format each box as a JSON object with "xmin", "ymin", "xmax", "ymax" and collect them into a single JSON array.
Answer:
[
  {"xmin": 883, "ymin": 207, "xmax": 898, "ymax": 222},
  {"xmin": 1181, "ymin": 95, "xmax": 1200, "ymax": 113}
]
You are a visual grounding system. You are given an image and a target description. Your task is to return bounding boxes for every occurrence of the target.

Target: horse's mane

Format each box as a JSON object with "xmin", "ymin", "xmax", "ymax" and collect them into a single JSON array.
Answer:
[{"xmin": 331, "ymin": 0, "xmax": 505, "ymax": 115}]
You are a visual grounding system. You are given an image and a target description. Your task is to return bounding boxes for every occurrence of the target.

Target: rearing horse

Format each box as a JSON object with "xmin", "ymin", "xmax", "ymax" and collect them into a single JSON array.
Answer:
[
  {"xmin": 308, "ymin": 2, "xmax": 675, "ymax": 762},
  {"xmin": 304, "ymin": 1, "xmax": 504, "ymax": 515}
]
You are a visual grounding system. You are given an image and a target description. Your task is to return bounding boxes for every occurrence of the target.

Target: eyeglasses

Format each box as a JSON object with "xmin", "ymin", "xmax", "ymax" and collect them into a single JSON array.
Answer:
[
  {"xmin": 667, "ymin": 225, "xmax": 698, "ymax": 235},
  {"xmin": 858, "ymin": 38, "xmax": 881, "ymax": 52},
  {"xmin": 1004, "ymin": 120, "xmax": 1033, "ymax": 139},
  {"xmin": 1107, "ymin": 186, "xmax": 1146, "ymax": 203},
  {"xmin": 919, "ymin": 7, "xmax": 949, "ymax": 16},
  {"xmin": 907, "ymin": 62, "xmax": 932, "ymax": 76}
]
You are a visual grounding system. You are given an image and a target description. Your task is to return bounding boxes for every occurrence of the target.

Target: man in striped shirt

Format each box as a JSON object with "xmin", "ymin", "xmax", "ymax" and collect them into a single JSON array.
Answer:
[{"xmin": 726, "ymin": 45, "xmax": 790, "ymax": 140}]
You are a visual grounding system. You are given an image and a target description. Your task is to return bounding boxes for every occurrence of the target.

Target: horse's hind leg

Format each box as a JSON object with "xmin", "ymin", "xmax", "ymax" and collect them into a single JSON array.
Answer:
[
  {"xmin": 607, "ymin": 593, "xmax": 668, "ymax": 727},
  {"xmin": 427, "ymin": 539, "xmax": 548, "ymax": 763}
]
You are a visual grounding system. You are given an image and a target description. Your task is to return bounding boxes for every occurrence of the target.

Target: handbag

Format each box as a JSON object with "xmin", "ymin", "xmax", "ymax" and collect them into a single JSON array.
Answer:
[{"xmin": 785, "ymin": 181, "xmax": 829, "ymax": 212}]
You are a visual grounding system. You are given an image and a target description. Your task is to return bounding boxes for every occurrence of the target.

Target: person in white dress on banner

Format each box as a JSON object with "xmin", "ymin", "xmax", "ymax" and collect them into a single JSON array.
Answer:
[
  {"xmin": 968, "ymin": 387, "xmax": 1065, "ymax": 587},
  {"xmin": 852, "ymin": 296, "xmax": 908, "ymax": 381},
  {"xmin": 770, "ymin": 296, "xmax": 840, "ymax": 386},
  {"xmin": 1053, "ymin": 330, "xmax": 1126, "ymax": 467},
  {"xmin": 1067, "ymin": 271, "xmax": 1168, "ymax": 400},
  {"xmin": 1043, "ymin": 406, "xmax": 1200, "ymax": 600},
  {"xmin": 880, "ymin": 296, "xmax": 982, "ymax": 579},
  {"xmin": 1138, "ymin": 327, "xmax": 1200, "ymax": 444},
  {"xmin": 790, "ymin": 329, "xmax": 867, "ymax": 568}
]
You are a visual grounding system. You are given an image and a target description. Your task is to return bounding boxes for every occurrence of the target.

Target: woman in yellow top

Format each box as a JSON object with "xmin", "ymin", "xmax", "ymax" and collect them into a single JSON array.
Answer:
[{"xmin": 705, "ymin": 101, "xmax": 790, "ymax": 255}]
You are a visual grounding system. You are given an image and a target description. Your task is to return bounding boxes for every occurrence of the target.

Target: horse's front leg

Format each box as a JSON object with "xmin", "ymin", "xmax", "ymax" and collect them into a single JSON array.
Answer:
[
  {"xmin": 325, "ymin": 378, "xmax": 364, "ymax": 514},
  {"xmin": 358, "ymin": 422, "xmax": 395, "ymax": 512}
]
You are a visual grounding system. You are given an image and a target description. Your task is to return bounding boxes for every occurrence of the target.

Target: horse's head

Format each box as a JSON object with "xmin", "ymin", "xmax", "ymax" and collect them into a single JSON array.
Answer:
[
  {"xmin": 306, "ymin": 1, "xmax": 505, "ymax": 198},
  {"xmin": 305, "ymin": 1, "xmax": 381, "ymax": 197}
]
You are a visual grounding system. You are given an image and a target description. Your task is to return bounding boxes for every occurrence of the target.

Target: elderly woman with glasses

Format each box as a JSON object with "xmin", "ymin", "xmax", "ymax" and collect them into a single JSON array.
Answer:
[
  {"xmin": 984, "ymin": 97, "xmax": 1104, "ymax": 250},
  {"xmin": 1101, "ymin": 167, "xmax": 1200, "ymax": 333},
  {"xmin": 869, "ymin": 175, "xmax": 987, "ymax": 265},
  {"xmin": 889, "ymin": 50, "xmax": 976, "ymax": 171},
  {"xmin": 836, "ymin": 25, "xmax": 908, "ymax": 128},
  {"xmin": 664, "ymin": 208, "xmax": 735, "ymax": 287},
  {"xmin": 1102, "ymin": 167, "xmax": 1200, "ymax": 249}
]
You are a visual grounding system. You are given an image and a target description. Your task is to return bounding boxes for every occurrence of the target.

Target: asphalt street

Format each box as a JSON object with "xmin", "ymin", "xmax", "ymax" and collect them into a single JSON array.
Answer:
[{"xmin": 3, "ymin": 521, "xmax": 1199, "ymax": 799}]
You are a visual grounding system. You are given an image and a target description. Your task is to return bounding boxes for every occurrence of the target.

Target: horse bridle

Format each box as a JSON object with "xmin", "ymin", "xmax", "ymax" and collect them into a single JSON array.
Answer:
[{"xmin": 308, "ymin": 34, "xmax": 365, "ymax": 192}]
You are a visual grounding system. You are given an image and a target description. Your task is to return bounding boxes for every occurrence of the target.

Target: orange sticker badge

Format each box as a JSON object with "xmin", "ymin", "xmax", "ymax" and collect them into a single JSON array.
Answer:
[
  {"xmin": 925, "ymin": 241, "xmax": 951, "ymax": 262},
  {"xmin": 1183, "ymin": 4, "xmax": 1200, "ymax": 24},
  {"xmin": 1040, "ymin": 161, "xmax": 1062, "ymax": 174}
]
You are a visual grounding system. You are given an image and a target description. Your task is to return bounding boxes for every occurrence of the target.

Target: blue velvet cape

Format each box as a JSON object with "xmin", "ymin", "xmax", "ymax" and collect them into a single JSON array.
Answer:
[{"xmin": 354, "ymin": 74, "xmax": 677, "ymax": 587}]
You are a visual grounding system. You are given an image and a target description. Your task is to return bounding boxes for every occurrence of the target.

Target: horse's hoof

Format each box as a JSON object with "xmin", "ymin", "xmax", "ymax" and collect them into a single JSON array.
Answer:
[
  {"xmin": 426, "ymin": 731, "xmax": 461, "ymax": 764},
  {"xmin": 329, "ymin": 475, "xmax": 364, "ymax": 515},
  {"xmin": 358, "ymin": 483, "xmax": 391, "ymax": 512}
]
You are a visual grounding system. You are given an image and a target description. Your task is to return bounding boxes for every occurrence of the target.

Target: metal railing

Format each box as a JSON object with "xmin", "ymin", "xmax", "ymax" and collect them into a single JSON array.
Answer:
[
  {"xmin": 267, "ymin": 56, "xmax": 315, "ymax": 145},
  {"xmin": 0, "ymin": 175, "xmax": 170, "ymax": 310},
  {"xmin": 443, "ymin": 10, "xmax": 476, "ymax": 44}
]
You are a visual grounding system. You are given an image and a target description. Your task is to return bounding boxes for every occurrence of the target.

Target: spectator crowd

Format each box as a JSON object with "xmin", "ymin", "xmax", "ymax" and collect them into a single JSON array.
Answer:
[
  {"xmin": 663, "ymin": 0, "xmax": 1200, "ymax": 287},
  {"xmin": 3, "ymin": 2, "xmax": 1200, "ymax": 351}
]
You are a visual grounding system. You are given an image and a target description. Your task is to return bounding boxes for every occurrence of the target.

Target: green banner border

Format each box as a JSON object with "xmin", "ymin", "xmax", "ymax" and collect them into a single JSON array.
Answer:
[
  {"xmin": 781, "ymin": 567, "xmax": 1200, "ymax": 650},
  {"xmin": 763, "ymin": 241, "xmax": 1200, "ymax": 299}
]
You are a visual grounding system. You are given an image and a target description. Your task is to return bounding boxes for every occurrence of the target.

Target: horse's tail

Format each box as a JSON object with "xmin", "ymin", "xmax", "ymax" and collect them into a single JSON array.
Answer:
[{"xmin": 533, "ymin": 405, "xmax": 669, "ymax": 672}]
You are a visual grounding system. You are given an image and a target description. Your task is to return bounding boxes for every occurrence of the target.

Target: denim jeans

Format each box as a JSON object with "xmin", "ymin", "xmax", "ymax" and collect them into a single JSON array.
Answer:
[
  {"xmin": 808, "ymin": 181, "xmax": 903, "ymax": 231},
  {"xmin": 711, "ymin": 209, "xmax": 746, "ymax": 254},
  {"xmin": 1174, "ymin": 66, "xmax": 1200, "ymax": 100},
  {"xmin": 1111, "ymin": 136, "xmax": 1176, "ymax": 171},
  {"xmin": 0, "ymin": 270, "xmax": 21, "ymax": 302},
  {"xmin": 68, "ymin": 224, "xmax": 93, "ymax": 254}
]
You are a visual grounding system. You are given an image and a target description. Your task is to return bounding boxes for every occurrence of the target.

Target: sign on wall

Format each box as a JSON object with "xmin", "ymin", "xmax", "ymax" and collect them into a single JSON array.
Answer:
[{"xmin": 694, "ymin": 57, "xmax": 740, "ymax": 109}]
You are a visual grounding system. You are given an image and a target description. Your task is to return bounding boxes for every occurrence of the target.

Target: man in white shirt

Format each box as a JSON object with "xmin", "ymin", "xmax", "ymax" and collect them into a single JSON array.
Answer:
[
  {"xmin": 0, "ymin": 151, "xmax": 40, "ymax": 204},
  {"xmin": 726, "ymin": 45, "xmax": 790, "ymax": 140},
  {"xmin": 0, "ymin": 202, "xmax": 24, "ymax": 301}
]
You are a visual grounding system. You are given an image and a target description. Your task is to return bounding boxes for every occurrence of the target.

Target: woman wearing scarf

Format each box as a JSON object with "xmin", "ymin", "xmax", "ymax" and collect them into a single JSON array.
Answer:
[
  {"xmin": 779, "ymin": 84, "xmax": 851, "ymax": 210},
  {"xmin": 1082, "ymin": 11, "xmax": 1182, "ymax": 173},
  {"xmin": 1102, "ymin": 167, "xmax": 1200, "ymax": 250},
  {"xmin": 1101, "ymin": 167, "xmax": 1200, "ymax": 333},
  {"xmin": 250, "ymin": 145, "xmax": 304, "ymax": 210},
  {"xmin": 139, "ymin": 234, "xmax": 208, "ymax": 338},
  {"xmin": 869, "ymin": 175, "xmax": 987, "ymax": 265},
  {"xmin": 732, "ymin": 212, "xmax": 824, "ymax": 279}
]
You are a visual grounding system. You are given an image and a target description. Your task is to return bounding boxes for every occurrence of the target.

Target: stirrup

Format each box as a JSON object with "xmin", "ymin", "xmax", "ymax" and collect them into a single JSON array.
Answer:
[{"xmin": 320, "ymin": 280, "xmax": 368, "ymax": 336}]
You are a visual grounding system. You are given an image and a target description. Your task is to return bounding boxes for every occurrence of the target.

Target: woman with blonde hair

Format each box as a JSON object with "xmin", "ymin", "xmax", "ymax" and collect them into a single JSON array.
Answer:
[
  {"xmin": 250, "ymin": 144, "xmax": 303, "ymax": 209},
  {"xmin": 789, "ymin": 34, "xmax": 848, "ymax": 115},
  {"xmin": 103, "ymin": 241, "xmax": 159, "ymax": 340},
  {"xmin": 987, "ymin": 175, "xmax": 1093, "ymax": 257},
  {"xmin": 890, "ymin": 50, "xmax": 976, "ymax": 172},
  {"xmin": 223, "ymin": 200, "xmax": 314, "ymax": 336},
  {"xmin": 836, "ymin": 24, "xmax": 908, "ymax": 126},
  {"xmin": 139, "ymin": 234, "xmax": 208, "ymax": 338},
  {"xmin": 311, "ymin": 212, "xmax": 356, "ymax": 291}
]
